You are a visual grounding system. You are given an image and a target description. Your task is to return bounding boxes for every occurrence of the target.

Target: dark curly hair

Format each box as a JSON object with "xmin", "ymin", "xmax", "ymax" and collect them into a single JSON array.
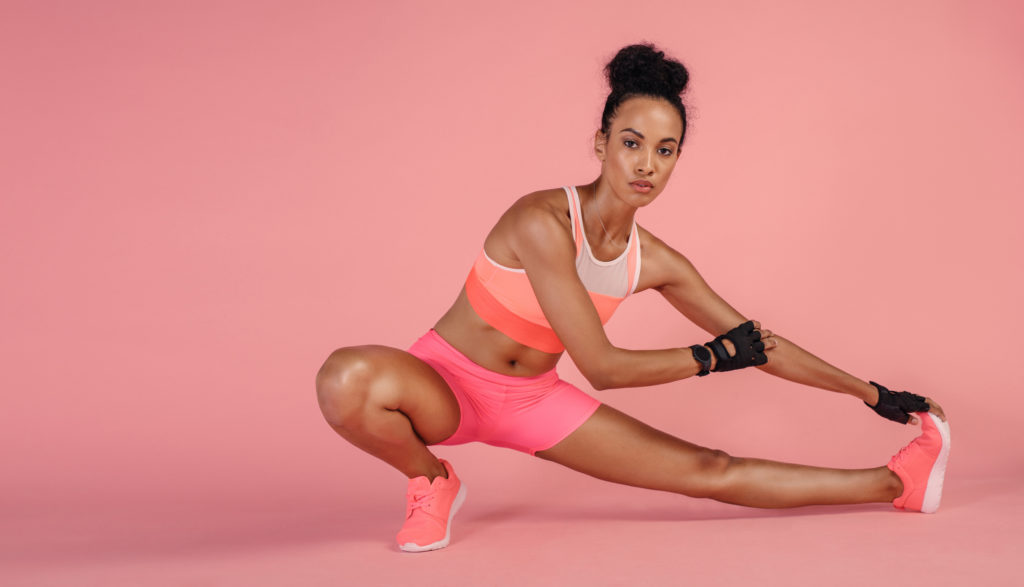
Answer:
[{"xmin": 600, "ymin": 43, "xmax": 690, "ymax": 144}]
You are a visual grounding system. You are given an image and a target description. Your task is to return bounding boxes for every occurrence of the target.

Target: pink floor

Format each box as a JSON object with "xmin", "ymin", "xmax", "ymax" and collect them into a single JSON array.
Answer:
[{"xmin": 5, "ymin": 454, "xmax": 1021, "ymax": 586}]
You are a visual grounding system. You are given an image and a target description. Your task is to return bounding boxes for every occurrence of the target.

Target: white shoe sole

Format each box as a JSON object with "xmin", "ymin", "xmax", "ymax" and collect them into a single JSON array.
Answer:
[
  {"xmin": 920, "ymin": 412, "xmax": 951, "ymax": 514},
  {"xmin": 399, "ymin": 483, "xmax": 467, "ymax": 552}
]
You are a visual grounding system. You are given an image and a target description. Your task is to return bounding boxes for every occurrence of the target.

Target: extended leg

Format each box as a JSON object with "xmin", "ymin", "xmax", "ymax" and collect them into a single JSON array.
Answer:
[{"xmin": 537, "ymin": 404, "xmax": 902, "ymax": 508}]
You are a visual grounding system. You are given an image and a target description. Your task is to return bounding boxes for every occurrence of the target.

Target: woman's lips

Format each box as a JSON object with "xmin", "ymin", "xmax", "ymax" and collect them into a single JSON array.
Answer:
[{"xmin": 630, "ymin": 180, "xmax": 653, "ymax": 193}]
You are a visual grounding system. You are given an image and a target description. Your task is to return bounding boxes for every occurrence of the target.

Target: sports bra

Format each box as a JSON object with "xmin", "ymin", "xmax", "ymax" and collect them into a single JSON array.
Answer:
[{"xmin": 464, "ymin": 185, "xmax": 641, "ymax": 353}]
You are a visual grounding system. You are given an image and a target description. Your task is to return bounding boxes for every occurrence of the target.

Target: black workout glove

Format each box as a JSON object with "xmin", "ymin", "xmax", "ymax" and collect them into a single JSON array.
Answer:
[
  {"xmin": 866, "ymin": 381, "xmax": 930, "ymax": 424},
  {"xmin": 706, "ymin": 320, "xmax": 768, "ymax": 372}
]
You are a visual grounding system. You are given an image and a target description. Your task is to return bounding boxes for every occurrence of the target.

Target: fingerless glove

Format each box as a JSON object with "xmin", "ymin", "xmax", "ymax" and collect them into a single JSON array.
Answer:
[
  {"xmin": 706, "ymin": 320, "xmax": 768, "ymax": 372},
  {"xmin": 865, "ymin": 381, "xmax": 930, "ymax": 424}
]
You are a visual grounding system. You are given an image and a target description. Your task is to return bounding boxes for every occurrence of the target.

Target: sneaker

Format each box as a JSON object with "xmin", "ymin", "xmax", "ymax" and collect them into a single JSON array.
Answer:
[
  {"xmin": 396, "ymin": 459, "xmax": 466, "ymax": 552},
  {"xmin": 887, "ymin": 412, "xmax": 951, "ymax": 513}
]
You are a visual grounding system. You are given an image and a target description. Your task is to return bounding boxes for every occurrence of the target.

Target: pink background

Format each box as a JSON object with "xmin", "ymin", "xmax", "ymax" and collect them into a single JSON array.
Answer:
[{"xmin": 3, "ymin": 1, "xmax": 1022, "ymax": 585}]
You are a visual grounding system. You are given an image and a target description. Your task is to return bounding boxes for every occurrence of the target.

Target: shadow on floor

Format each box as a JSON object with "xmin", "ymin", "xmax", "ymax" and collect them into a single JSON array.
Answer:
[{"xmin": 3, "ymin": 474, "xmax": 1004, "ymax": 566}]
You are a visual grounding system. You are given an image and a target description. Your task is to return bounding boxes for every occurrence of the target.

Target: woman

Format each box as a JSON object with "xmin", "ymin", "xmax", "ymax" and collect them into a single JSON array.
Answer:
[{"xmin": 316, "ymin": 44, "xmax": 950, "ymax": 553}]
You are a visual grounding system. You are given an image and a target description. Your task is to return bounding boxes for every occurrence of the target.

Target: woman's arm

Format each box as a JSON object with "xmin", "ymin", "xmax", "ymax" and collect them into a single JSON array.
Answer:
[
  {"xmin": 505, "ymin": 198, "xmax": 707, "ymax": 390},
  {"xmin": 651, "ymin": 243, "xmax": 874, "ymax": 401},
  {"xmin": 644, "ymin": 230, "xmax": 871, "ymax": 399},
  {"xmin": 640, "ymin": 227, "xmax": 945, "ymax": 421}
]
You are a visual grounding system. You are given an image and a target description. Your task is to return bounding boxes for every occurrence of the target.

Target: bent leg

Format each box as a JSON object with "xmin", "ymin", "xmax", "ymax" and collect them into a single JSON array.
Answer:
[
  {"xmin": 316, "ymin": 345, "xmax": 460, "ymax": 481},
  {"xmin": 536, "ymin": 404, "xmax": 902, "ymax": 508}
]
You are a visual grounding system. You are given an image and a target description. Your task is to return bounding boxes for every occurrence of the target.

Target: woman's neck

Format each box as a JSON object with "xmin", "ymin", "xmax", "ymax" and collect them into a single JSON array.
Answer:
[{"xmin": 582, "ymin": 178, "xmax": 635, "ymax": 246}]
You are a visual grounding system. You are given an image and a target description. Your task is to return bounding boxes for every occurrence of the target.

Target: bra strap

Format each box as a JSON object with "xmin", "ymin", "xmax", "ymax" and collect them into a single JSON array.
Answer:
[{"xmin": 564, "ymin": 186, "xmax": 583, "ymax": 258}]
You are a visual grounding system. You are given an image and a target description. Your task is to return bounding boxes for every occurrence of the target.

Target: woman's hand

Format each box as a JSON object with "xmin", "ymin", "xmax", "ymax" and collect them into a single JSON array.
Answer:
[
  {"xmin": 750, "ymin": 320, "xmax": 780, "ymax": 353},
  {"xmin": 923, "ymin": 397, "xmax": 947, "ymax": 424},
  {"xmin": 867, "ymin": 381, "xmax": 948, "ymax": 425},
  {"xmin": 903, "ymin": 397, "xmax": 946, "ymax": 425},
  {"xmin": 707, "ymin": 320, "xmax": 780, "ymax": 371}
]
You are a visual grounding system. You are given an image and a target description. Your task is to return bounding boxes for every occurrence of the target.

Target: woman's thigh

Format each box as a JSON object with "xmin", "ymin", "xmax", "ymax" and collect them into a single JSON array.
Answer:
[
  {"xmin": 317, "ymin": 344, "xmax": 461, "ymax": 445},
  {"xmin": 535, "ymin": 404, "xmax": 729, "ymax": 497}
]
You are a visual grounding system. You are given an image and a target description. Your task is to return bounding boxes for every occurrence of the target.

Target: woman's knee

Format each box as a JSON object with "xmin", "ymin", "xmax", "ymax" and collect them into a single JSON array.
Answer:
[
  {"xmin": 679, "ymin": 448, "xmax": 735, "ymax": 499},
  {"xmin": 316, "ymin": 346, "xmax": 386, "ymax": 429}
]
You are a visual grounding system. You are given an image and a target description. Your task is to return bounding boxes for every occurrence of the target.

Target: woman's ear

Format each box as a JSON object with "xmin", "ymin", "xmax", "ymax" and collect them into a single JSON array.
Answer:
[{"xmin": 593, "ymin": 130, "xmax": 607, "ymax": 161}]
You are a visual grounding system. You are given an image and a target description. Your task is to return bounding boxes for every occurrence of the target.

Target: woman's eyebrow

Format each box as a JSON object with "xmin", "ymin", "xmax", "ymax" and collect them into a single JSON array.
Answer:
[{"xmin": 619, "ymin": 128, "xmax": 678, "ymax": 144}]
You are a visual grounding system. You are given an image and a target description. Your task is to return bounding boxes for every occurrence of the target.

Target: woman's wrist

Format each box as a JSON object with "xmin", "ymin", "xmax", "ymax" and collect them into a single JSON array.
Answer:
[
  {"xmin": 861, "ymin": 380, "xmax": 881, "ymax": 405},
  {"xmin": 687, "ymin": 344, "xmax": 713, "ymax": 376}
]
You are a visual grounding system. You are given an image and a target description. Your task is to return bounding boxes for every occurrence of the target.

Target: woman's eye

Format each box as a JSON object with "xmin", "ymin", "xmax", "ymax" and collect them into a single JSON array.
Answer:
[
  {"xmin": 659, "ymin": 147, "xmax": 674, "ymax": 156},
  {"xmin": 623, "ymin": 139, "xmax": 638, "ymax": 148}
]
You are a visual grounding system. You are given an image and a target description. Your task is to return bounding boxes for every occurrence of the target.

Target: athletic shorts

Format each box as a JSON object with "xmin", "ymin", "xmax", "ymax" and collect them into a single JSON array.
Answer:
[{"xmin": 407, "ymin": 330, "xmax": 601, "ymax": 456}]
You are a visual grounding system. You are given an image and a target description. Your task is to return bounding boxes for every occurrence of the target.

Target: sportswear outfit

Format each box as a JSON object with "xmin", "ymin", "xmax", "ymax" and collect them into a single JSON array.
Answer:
[
  {"xmin": 400, "ymin": 185, "xmax": 633, "ymax": 550},
  {"xmin": 408, "ymin": 185, "xmax": 640, "ymax": 455},
  {"xmin": 396, "ymin": 185, "xmax": 950, "ymax": 551}
]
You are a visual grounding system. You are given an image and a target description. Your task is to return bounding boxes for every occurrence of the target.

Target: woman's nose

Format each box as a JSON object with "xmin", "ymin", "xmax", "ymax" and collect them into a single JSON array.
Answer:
[{"xmin": 637, "ymin": 150, "xmax": 654, "ymax": 174}]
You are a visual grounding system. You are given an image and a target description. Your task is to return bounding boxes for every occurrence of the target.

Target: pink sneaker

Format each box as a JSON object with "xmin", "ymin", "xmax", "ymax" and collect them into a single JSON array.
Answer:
[
  {"xmin": 396, "ymin": 459, "xmax": 466, "ymax": 552},
  {"xmin": 887, "ymin": 412, "xmax": 951, "ymax": 513}
]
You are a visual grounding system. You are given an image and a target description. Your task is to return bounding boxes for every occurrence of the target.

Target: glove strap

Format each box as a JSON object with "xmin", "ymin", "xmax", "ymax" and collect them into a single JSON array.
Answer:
[{"xmin": 707, "ymin": 336, "xmax": 731, "ymax": 369}]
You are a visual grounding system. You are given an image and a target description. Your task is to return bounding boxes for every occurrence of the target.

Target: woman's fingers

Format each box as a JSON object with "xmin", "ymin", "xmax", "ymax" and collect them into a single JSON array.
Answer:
[
  {"xmin": 724, "ymin": 320, "xmax": 778, "ymax": 355},
  {"xmin": 911, "ymin": 398, "xmax": 947, "ymax": 425},
  {"xmin": 755, "ymin": 326, "xmax": 778, "ymax": 350},
  {"xmin": 926, "ymin": 397, "xmax": 947, "ymax": 422}
]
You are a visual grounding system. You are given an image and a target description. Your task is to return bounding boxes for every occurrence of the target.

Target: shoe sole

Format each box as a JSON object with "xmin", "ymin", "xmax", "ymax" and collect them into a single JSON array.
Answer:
[
  {"xmin": 919, "ymin": 412, "xmax": 951, "ymax": 514},
  {"xmin": 399, "ymin": 482, "xmax": 467, "ymax": 552}
]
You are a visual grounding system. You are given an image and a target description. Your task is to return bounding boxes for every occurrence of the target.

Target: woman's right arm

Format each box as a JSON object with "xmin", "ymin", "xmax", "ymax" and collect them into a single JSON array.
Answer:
[{"xmin": 510, "ymin": 204, "xmax": 704, "ymax": 390}]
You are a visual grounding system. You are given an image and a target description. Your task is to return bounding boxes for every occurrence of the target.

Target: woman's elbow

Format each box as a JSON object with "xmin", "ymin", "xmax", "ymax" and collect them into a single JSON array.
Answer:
[
  {"xmin": 572, "ymin": 345, "xmax": 623, "ymax": 390},
  {"xmin": 586, "ymin": 373, "xmax": 611, "ymax": 391},
  {"xmin": 580, "ymin": 362, "xmax": 620, "ymax": 391}
]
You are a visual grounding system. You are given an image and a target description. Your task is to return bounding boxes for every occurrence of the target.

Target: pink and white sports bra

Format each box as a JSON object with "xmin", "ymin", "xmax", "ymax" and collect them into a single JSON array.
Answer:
[{"xmin": 464, "ymin": 185, "xmax": 641, "ymax": 353}]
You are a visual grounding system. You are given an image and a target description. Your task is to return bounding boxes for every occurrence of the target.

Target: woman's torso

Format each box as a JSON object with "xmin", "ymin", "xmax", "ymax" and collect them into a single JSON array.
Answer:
[{"xmin": 433, "ymin": 184, "xmax": 649, "ymax": 377}]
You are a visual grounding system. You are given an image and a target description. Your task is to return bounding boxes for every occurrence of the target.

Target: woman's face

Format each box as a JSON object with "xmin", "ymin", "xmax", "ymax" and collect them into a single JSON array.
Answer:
[{"xmin": 595, "ymin": 96, "xmax": 683, "ymax": 207}]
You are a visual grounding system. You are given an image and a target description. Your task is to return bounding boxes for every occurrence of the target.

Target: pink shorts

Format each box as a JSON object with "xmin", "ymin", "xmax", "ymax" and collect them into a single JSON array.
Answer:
[{"xmin": 408, "ymin": 330, "xmax": 601, "ymax": 456}]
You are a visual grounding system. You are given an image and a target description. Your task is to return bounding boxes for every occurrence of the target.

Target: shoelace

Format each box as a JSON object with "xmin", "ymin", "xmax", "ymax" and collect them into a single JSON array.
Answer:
[
  {"xmin": 891, "ymin": 444, "xmax": 913, "ymax": 467},
  {"xmin": 892, "ymin": 431, "xmax": 938, "ymax": 470},
  {"xmin": 407, "ymin": 492, "xmax": 437, "ymax": 517}
]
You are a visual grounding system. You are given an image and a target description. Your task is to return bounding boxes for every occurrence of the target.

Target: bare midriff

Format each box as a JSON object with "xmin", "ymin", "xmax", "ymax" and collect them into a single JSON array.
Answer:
[{"xmin": 433, "ymin": 287, "xmax": 563, "ymax": 377}]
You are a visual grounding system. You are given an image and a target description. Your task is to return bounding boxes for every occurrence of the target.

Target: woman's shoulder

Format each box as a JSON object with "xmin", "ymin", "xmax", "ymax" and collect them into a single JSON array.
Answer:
[
  {"xmin": 635, "ymin": 223, "xmax": 681, "ymax": 261},
  {"xmin": 632, "ymin": 223, "xmax": 700, "ymax": 291},
  {"xmin": 635, "ymin": 223, "xmax": 662, "ymax": 249},
  {"xmin": 483, "ymin": 187, "xmax": 575, "ymax": 264},
  {"xmin": 508, "ymin": 187, "xmax": 570, "ymax": 215},
  {"xmin": 497, "ymin": 187, "xmax": 572, "ymax": 231}
]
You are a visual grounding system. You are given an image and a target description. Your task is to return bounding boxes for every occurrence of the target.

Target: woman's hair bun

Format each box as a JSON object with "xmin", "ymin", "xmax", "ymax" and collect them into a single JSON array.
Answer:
[
  {"xmin": 599, "ymin": 43, "xmax": 690, "ymax": 143},
  {"xmin": 605, "ymin": 43, "xmax": 689, "ymax": 98}
]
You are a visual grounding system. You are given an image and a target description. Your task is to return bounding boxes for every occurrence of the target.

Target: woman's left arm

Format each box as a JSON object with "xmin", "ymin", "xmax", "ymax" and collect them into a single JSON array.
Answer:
[{"xmin": 639, "ymin": 228, "xmax": 945, "ymax": 423}]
